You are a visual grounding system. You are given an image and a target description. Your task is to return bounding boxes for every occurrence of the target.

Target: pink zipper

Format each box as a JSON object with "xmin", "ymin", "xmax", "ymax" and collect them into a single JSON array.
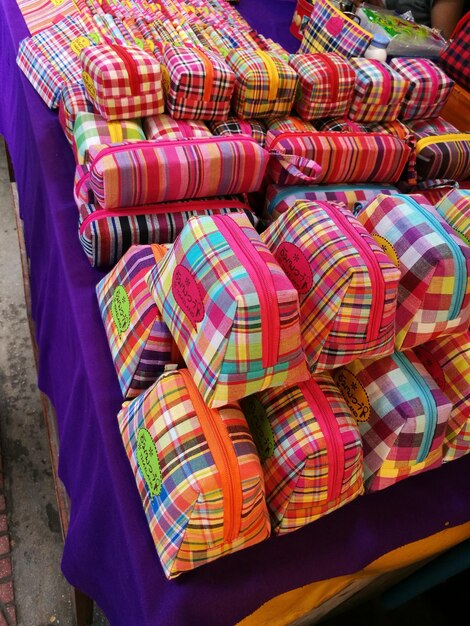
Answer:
[
  {"xmin": 299, "ymin": 378, "xmax": 344, "ymax": 501},
  {"xmin": 316, "ymin": 201, "xmax": 385, "ymax": 343},
  {"xmin": 110, "ymin": 44, "xmax": 140, "ymax": 96},
  {"xmin": 212, "ymin": 215, "xmax": 280, "ymax": 369},
  {"xmin": 365, "ymin": 59, "xmax": 391, "ymax": 106},
  {"xmin": 79, "ymin": 198, "xmax": 252, "ymax": 235},
  {"xmin": 238, "ymin": 120, "xmax": 254, "ymax": 137}
]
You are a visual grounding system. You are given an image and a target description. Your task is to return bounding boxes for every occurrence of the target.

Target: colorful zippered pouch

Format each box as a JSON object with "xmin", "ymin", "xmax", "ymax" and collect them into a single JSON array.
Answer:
[
  {"xmin": 261, "ymin": 200, "xmax": 401, "ymax": 372},
  {"xmin": 434, "ymin": 188, "xmax": 470, "ymax": 246},
  {"xmin": 146, "ymin": 212, "xmax": 310, "ymax": 408},
  {"xmin": 142, "ymin": 113, "xmax": 213, "ymax": 141},
  {"xmin": 239, "ymin": 372, "xmax": 363, "ymax": 535},
  {"xmin": 58, "ymin": 81, "xmax": 96, "ymax": 145},
  {"xmin": 358, "ymin": 193, "xmax": 470, "ymax": 350},
  {"xmin": 333, "ymin": 350, "xmax": 452, "ymax": 492},
  {"xmin": 117, "ymin": 368, "xmax": 271, "ymax": 579}
]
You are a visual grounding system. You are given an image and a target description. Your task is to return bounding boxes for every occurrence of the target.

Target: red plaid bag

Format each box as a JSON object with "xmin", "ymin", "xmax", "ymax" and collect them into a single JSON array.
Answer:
[{"xmin": 440, "ymin": 11, "xmax": 470, "ymax": 91}]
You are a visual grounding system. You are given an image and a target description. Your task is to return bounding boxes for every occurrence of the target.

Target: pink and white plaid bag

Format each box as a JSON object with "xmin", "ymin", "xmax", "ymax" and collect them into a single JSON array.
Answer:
[{"xmin": 142, "ymin": 114, "xmax": 213, "ymax": 141}]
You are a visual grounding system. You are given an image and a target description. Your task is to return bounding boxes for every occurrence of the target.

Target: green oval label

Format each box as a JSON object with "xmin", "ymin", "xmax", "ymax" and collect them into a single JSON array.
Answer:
[
  {"xmin": 137, "ymin": 428, "xmax": 162, "ymax": 498},
  {"xmin": 241, "ymin": 396, "xmax": 275, "ymax": 462},
  {"xmin": 111, "ymin": 285, "xmax": 130, "ymax": 337}
]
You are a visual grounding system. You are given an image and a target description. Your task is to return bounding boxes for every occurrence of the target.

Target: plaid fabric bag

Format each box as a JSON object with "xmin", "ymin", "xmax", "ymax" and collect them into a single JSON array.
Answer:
[
  {"xmin": 142, "ymin": 114, "xmax": 213, "ymax": 141},
  {"xmin": 298, "ymin": 0, "xmax": 373, "ymax": 58},
  {"xmin": 72, "ymin": 112, "xmax": 145, "ymax": 165},
  {"xmin": 414, "ymin": 333, "xmax": 470, "ymax": 463},
  {"xmin": 225, "ymin": 49, "xmax": 298, "ymax": 119},
  {"xmin": 333, "ymin": 350, "xmax": 452, "ymax": 492},
  {"xmin": 434, "ymin": 188, "xmax": 470, "ymax": 246},
  {"xmin": 289, "ymin": 53, "xmax": 356, "ymax": 121},
  {"xmin": 388, "ymin": 57, "xmax": 454, "ymax": 121},
  {"xmin": 239, "ymin": 372, "xmax": 363, "ymax": 535},
  {"xmin": 440, "ymin": 11, "xmax": 470, "ymax": 91},
  {"xmin": 162, "ymin": 45, "xmax": 235, "ymax": 121},
  {"xmin": 117, "ymin": 368, "xmax": 271, "ymax": 579},
  {"xmin": 348, "ymin": 58, "xmax": 410, "ymax": 123},
  {"xmin": 85, "ymin": 135, "xmax": 269, "ymax": 209},
  {"xmin": 208, "ymin": 116, "xmax": 267, "ymax": 147},
  {"xmin": 95, "ymin": 244, "xmax": 183, "ymax": 398},
  {"xmin": 80, "ymin": 44, "xmax": 164, "ymax": 120},
  {"xmin": 16, "ymin": 0, "xmax": 78, "ymax": 36},
  {"xmin": 146, "ymin": 212, "xmax": 310, "ymax": 408},
  {"xmin": 358, "ymin": 193, "xmax": 470, "ymax": 350},
  {"xmin": 58, "ymin": 81, "xmax": 96, "ymax": 145},
  {"xmin": 261, "ymin": 200, "xmax": 400, "ymax": 372}
]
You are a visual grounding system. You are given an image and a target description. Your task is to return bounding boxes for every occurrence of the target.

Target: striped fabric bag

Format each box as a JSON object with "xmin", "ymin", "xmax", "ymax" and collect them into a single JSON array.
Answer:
[
  {"xmin": 16, "ymin": 0, "xmax": 78, "ymax": 35},
  {"xmin": 80, "ymin": 44, "xmax": 164, "ymax": 120},
  {"xmin": 208, "ymin": 116, "xmax": 267, "ymax": 147},
  {"xmin": 434, "ymin": 188, "xmax": 470, "ymax": 246},
  {"xmin": 358, "ymin": 193, "xmax": 470, "ymax": 350},
  {"xmin": 146, "ymin": 212, "xmax": 310, "ymax": 408},
  {"xmin": 142, "ymin": 114, "xmax": 213, "ymax": 141},
  {"xmin": 239, "ymin": 372, "xmax": 363, "ymax": 535},
  {"xmin": 334, "ymin": 350, "xmax": 452, "ymax": 492},
  {"xmin": 225, "ymin": 49, "xmax": 298, "ymax": 119},
  {"xmin": 72, "ymin": 112, "xmax": 145, "ymax": 165},
  {"xmin": 289, "ymin": 53, "xmax": 356, "ymax": 121},
  {"xmin": 96, "ymin": 244, "xmax": 183, "ymax": 398},
  {"xmin": 388, "ymin": 57, "xmax": 454, "ymax": 121},
  {"xmin": 58, "ymin": 82, "xmax": 96, "ymax": 145},
  {"xmin": 117, "ymin": 368, "xmax": 271, "ymax": 579},
  {"xmin": 162, "ymin": 45, "xmax": 235, "ymax": 121},
  {"xmin": 348, "ymin": 58, "xmax": 410, "ymax": 123},
  {"xmin": 261, "ymin": 201, "xmax": 400, "ymax": 372},
  {"xmin": 414, "ymin": 333, "xmax": 470, "ymax": 462}
]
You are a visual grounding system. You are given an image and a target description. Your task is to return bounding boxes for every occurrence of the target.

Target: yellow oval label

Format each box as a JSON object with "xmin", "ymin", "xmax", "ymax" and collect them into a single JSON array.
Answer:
[
  {"xmin": 51, "ymin": 0, "xmax": 64, "ymax": 6},
  {"xmin": 161, "ymin": 65, "xmax": 171, "ymax": 94},
  {"xmin": 333, "ymin": 369, "xmax": 371, "ymax": 422},
  {"xmin": 82, "ymin": 71, "xmax": 96, "ymax": 100},
  {"xmin": 372, "ymin": 235, "xmax": 400, "ymax": 268},
  {"xmin": 70, "ymin": 36, "xmax": 91, "ymax": 56}
]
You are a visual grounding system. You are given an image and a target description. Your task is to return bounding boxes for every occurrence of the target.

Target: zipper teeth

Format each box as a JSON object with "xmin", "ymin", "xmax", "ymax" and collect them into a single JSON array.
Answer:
[
  {"xmin": 178, "ymin": 369, "xmax": 241, "ymax": 543},
  {"xmin": 318, "ymin": 54, "xmax": 338, "ymax": 104},
  {"xmin": 110, "ymin": 44, "xmax": 140, "ymax": 95},
  {"xmin": 403, "ymin": 195, "xmax": 466, "ymax": 319},
  {"xmin": 317, "ymin": 201, "xmax": 385, "ymax": 342},
  {"xmin": 392, "ymin": 352, "xmax": 438, "ymax": 463},
  {"xmin": 212, "ymin": 215, "xmax": 280, "ymax": 369}
]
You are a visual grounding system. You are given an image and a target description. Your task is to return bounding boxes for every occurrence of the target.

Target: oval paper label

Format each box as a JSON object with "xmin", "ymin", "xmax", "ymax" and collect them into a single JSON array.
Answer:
[
  {"xmin": 275, "ymin": 242, "xmax": 313, "ymax": 294},
  {"xmin": 333, "ymin": 369, "xmax": 371, "ymax": 422},
  {"xmin": 137, "ymin": 429, "xmax": 162, "ymax": 498},
  {"xmin": 161, "ymin": 65, "xmax": 171, "ymax": 94},
  {"xmin": 172, "ymin": 264, "xmax": 204, "ymax": 327},
  {"xmin": 372, "ymin": 235, "xmax": 400, "ymax": 268},
  {"xmin": 70, "ymin": 36, "xmax": 91, "ymax": 56},
  {"xmin": 111, "ymin": 285, "xmax": 130, "ymax": 337},
  {"xmin": 240, "ymin": 396, "xmax": 275, "ymax": 462},
  {"xmin": 82, "ymin": 71, "xmax": 96, "ymax": 100}
]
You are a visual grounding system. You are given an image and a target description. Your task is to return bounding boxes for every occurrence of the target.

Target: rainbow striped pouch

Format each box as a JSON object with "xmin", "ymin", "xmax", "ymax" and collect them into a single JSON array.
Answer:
[
  {"xmin": 334, "ymin": 350, "xmax": 452, "ymax": 492},
  {"xmin": 358, "ymin": 193, "xmax": 470, "ymax": 350},
  {"xmin": 240, "ymin": 372, "xmax": 363, "ymax": 535},
  {"xmin": 261, "ymin": 200, "xmax": 400, "ymax": 372},
  {"xmin": 208, "ymin": 116, "xmax": 267, "ymax": 147},
  {"xmin": 146, "ymin": 212, "xmax": 310, "ymax": 408},
  {"xmin": 414, "ymin": 333, "xmax": 470, "ymax": 462},
  {"xmin": 434, "ymin": 188, "xmax": 470, "ymax": 246},
  {"xmin": 225, "ymin": 49, "xmax": 298, "ymax": 119},
  {"xmin": 142, "ymin": 114, "xmax": 213, "ymax": 141},
  {"xmin": 162, "ymin": 45, "xmax": 235, "ymax": 121},
  {"xmin": 58, "ymin": 82, "xmax": 95, "ymax": 145},
  {"xmin": 96, "ymin": 244, "xmax": 183, "ymax": 398},
  {"xmin": 117, "ymin": 368, "xmax": 271, "ymax": 579}
]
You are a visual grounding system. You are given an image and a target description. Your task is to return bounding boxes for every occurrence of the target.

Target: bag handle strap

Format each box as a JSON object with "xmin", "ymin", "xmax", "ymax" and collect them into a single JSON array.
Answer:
[{"xmin": 270, "ymin": 151, "xmax": 322, "ymax": 183}]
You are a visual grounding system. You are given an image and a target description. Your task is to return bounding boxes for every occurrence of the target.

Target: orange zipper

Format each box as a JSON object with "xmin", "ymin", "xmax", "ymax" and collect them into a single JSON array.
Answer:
[{"xmin": 190, "ymin": 47, "xmax": 215, "ymax": 101}]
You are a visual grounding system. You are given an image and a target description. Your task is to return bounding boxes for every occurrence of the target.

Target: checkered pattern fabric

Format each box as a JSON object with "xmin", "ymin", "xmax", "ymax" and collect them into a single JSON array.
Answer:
[
  {"xmin": 142, "ymin": 114, "xmax": 213, "ymax": 141},
  {"xmin": 440, "ymin": 12, "xmax": 470, "ymax": 91},
  {"xmin": 225, "ymin": 49, "xmax": 297, "ymax": 119},
  {"xmin": 435, "ymin": 189, "xmax": 470, "ymax": 246},
  {"xmin": 413, "ymin": 332, "xmax": 470, "ymax": 462},
  {"xmin": 348, "ymin": 58, "xmax": 410, "ymax": 123},
  {"xmin": 335, "ymin": 350, "xmax": 452, "ymax": 492},
  {"xmin": 209, "ymin": 116, "xmax": 267, "ymax": 147},
  {"xmin": 389, "ymin": 58, "xmax": 454, "ymax": 121},
  {"xmin": 58, "ymin": 82, "xmax": 96, "ymax": 145},
  {"xmin": 146, "ymin": 212, "xmax": 309, "ymax": 408},
  {"xmin": 262, "ymin": 200, "xmax": 400, "ymax": 371},
  {"xmin": 162, "ymin": 45, "xmax": 235, "ymax": 121},
  {"xmin": 17, "ymin": 0, "xmax": 78, "ymax": 35},
  {"xmin": 87, "ymin": 135, "xmax": 269, "ymax": 209},
  {"xmin": 95, "ymin": 244, "xmax": 182, "ymax": 398},
  {"xmin": 80, "ymin": 44, "xmax": 164, "ymax": 121},
  {"xmin": 290, "ymin": 53, "xmax": 356, "ymax": 121},
  {"xmin": 117, "ymin": 368, "xmax": 270, "ymax": 579},
  {"xmin": 241, "ymin": 372, "xmax": 363, "ymax": 535},
  {"xmin": 298, "ymin": 0, "xmax": 372, "ymax": 58},
  {"xmin": 358, "ymin": 193, "xmax": 470, "ymax": 351},
  {"xmin": 73, "ymin": 112, "xmax": 145, "ymax": 165}
]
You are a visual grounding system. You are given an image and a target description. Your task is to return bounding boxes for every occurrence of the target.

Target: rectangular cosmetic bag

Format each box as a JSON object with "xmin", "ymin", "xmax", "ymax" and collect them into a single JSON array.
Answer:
[
  {"xmin": 434, "ymin": 188, "xmax": 470, "ymax": 246},
  {"xmin": 357, "ymin": 193, "xmax": 470, "ymax": 350},
  {"xmin": 142, "ymin": 114, "xmax": 213, "ymax": 141},
  {"xmin": 289, "ymin": 53, "xmax": 356, "ymax": 121},
  {"xmin": 413, "ymin": 333, "xmax": 470, "ymax": 462},
  {"xmin": 439, "ymin": 11, "xmax": 470, "ymax": 91},
  {"xmin": 208, "ymin": 116, "xmax": 267, "ymax": 147},
  {"xmin": 348, "ymin": 58, "xmax": 410, "ymax": 123},
  {"xmin": 80, "ymin": 44, "xmax": 164, "ymax": 120},
  {"xmin": 388, "ymin": 57, "xmax": 454, "ymax": 121},
  {"xmin": 261, "ymin": 200, "xmax": 400, "ymax": 372},
  {"xmin": 117, "ymin": 368, "xmax": 271, "ymax": 579},
  {"xmin": 333, "ymin": 350, "xmax": 452, "ymax": 492},
  {"xmin": 239, "ymin": 372, "xmax": 363, "ymax": 535},
  {"xmin": 146, "ymin": 212, "xmax": 310, "ymax": 408},
  {"xmin": 162, "ymin": 45, "xmax": 235, "ymax": 121},
  {"xmin": 58, "ymin": 81, "xmax": 96, "ymax": 145},
  {"xmin": 225, "ymin": 49, "xmax": 298, "ymax": 119},
  {"xmin": 16, "ymin": 0, "xmax": 78, "ymax": 36},
  {"xmin": 85, "ymin": 135, "xmax": 269, "ymax": 209},
  {"xmin": 96, "ymin": 243, "xmax": 183, "ymax": 398}
]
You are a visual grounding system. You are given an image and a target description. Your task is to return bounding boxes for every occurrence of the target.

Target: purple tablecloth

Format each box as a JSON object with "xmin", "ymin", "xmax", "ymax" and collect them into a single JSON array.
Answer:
[{"xmin": 1, "ymin": 1, "xmax": 469, "ymax": 624}]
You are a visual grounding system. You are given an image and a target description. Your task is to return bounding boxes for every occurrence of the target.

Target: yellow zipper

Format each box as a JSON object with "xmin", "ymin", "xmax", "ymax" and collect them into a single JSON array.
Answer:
[
  {"xmin": 257, "ymin": 51, "xmax": 280, "ymax": 102},
  {"xmin": 107, "ymin": 121, "xmax": 124, "ymax": 144},
  {"xmin": 416, "ymin": 133, "xmax": 470, "ymax": 151}
]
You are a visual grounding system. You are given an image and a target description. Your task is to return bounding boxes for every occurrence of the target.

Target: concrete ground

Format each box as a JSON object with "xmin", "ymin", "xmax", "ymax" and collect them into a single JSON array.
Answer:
[{"xmin": 0, "ymin": 137, "xmax": 108, "ymax": 626}]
